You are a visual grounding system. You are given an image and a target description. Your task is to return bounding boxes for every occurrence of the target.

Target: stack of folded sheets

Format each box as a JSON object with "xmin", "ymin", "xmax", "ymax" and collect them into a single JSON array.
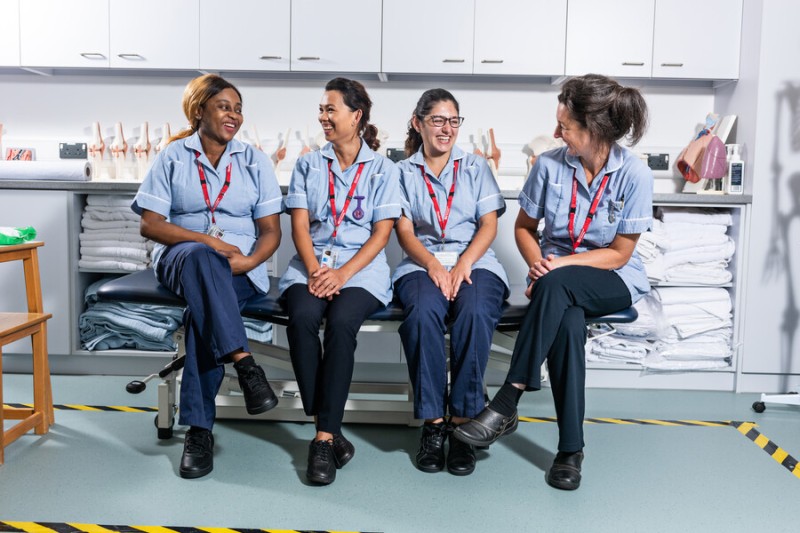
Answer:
[
  {"xmin": 80, "ymin": 277, "xmax": 183, "ymax": 351},
  {"xmin": 587, "ymin": 286, "xmax": 733, "ymax": 370},
  {"xmin": 79, "ymin": 195, "xmax": 153, "ymax": 271},
  {"xmin": 636, "ymin": 207, "xmax": 735, "ymax": 285}
]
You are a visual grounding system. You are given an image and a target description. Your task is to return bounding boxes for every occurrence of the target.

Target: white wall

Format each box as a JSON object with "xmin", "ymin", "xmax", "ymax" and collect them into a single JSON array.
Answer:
[
  {"xmin": 0, "ymin": 73, "xmax": 714, "ymax": 187},
  {"xmin": 735, "ymin": 0, "xmax": 800, "ymax": 386}
]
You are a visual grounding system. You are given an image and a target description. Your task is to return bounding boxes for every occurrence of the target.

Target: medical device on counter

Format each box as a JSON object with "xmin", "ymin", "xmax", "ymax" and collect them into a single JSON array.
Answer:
[{"xmin": 726, "ymin": 144, "xmax": 744, "ymax": 194}]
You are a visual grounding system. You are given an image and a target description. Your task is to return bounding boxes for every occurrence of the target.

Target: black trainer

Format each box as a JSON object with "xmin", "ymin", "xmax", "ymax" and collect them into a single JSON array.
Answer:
[
  {"xmin": 307, "ymin": 439, "xmax": 336, "ymax": 485},
  {"xmin": 179, "ymin": 427, "xmax": 214, "ymax": 479},
  {"xmin": 446, "ymin": 426, "xmax": 476, "ymax": 476},
  {"xmin": 415, "ymin": 421, "xmax": 447, "ymax": 473},
  {"xmin": 235, "ymin": 361, "xmax": 278, "ymax": 415}
]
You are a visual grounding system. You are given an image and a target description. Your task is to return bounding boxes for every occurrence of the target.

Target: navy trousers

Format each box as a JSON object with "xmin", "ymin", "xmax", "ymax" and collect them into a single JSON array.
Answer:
[
  {"xmin": 395, "ymin": 269, "xmax": 506, "ymax": 420},
  {"xmin": 156, "ymin": 242, "xmax": 256, "ymax": 430},
  {"xmin": 283, "ymin": 284, "xmax": 381, "ymax": 435},
  {"xmin": 506, "ymin": 266, "xmax": 632, "ymax": 452}
]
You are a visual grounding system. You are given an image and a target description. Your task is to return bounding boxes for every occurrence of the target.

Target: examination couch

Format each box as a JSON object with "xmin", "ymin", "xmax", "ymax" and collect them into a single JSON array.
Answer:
[{"xmin": 96, "ymin": 269, "xmax": 637, "ymax": 438}]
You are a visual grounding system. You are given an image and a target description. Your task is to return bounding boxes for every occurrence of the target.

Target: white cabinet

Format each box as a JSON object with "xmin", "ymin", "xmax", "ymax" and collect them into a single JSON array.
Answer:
[
  {"xmin": 0, "ymin": 0, "xmax": 20, "ymax": 66},
  {"xmin": 291, "ymin": 0, "xmax": 381, "ymax": 73},
  {"xmin": 565, "ymin": 0, "xmax": 654, "ymax": 78},
  {"xmin": 474, "ymin": 0, "xmax": 566, "ymax": 76},
  {"xmin": 199, "ymin": 0, "xmax": 290, "ymax": 71},
  {"xmin": 110, "ymin": 0, "xmax": 199, "ymax": 70},
  {"xmin": 382, "ymin": 0, "xmax": 474, "ymax": 74},
  {"xmin": 19, "ymin": 0, "xmax": 110, "ymax": 68},
  {"xmin": 652, "ymin": 0, "xmax": 742, "ymax": 80}
]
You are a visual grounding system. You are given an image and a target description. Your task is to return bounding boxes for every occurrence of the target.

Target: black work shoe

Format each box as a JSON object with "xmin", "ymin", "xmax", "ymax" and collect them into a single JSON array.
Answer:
[
  {"xmin": 415, "ymin": 422, "xmax": 447, "ymax": 473},
  {"xmin": 452, "ymin": 407, "xmax": 518, "ymax": 447},
  {"xmin": 179, "ymin": 428, "xmax": 213, "ymax": 479},
  {"xmin": 307, "ymin": 439, "xmax": 336, "ymax": 485},
  {"xmin": 235, "ymin": 362, "xmax": 278, "ymax": 415},
  {"xmin": 446, "ymin": 427, "xmax": 476, "ymax": 476},
  {"xmin": 332, "ymin": 433, "xmax": 355, "ymax": 469},
  {"xmin": 546, "ymin": 451, "xmax": 584, "ymax": 490}
]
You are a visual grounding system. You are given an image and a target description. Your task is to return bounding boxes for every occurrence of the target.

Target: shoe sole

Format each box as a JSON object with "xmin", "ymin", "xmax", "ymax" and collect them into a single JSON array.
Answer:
[
  {"xmin": 447, "ymin": 464, "xmax": 475, "ymax": 476},
  {"xmin": 416, "ymin": 463, "xmax": 445, "ymax": 473},
  {"xmin": 307, "ymin": 473, "xmax": 335, "ymax": 485},
  {"xmin": 245, "ymin": 395, "xmax": 279, "ymax": 415},
  {"xmin": 179, "ymin": 464, "xmax": 213, "ymax": 479},
  {"xmin": 545, "ymin": 473, "xmax": 580, "ymax": 490},
  {"xmin": 335, "ymin": 449, "xmax": 354, "ymax": 469}
]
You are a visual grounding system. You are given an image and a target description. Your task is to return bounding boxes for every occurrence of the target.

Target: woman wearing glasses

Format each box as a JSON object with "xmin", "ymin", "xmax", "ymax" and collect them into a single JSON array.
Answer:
[
  {"xmin": 393, "ymin": 89, "xmax": 509, "ymax": 476},
  {"xmin": 453, "ymin": 74, "xmax": 652, "ymax": 491},
  {"xmin": 279, "ymin": 78, "xmax": 401, "ymax": 485}
]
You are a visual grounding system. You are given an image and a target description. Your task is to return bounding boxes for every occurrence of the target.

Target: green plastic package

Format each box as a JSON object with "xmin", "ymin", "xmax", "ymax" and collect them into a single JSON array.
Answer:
[{"xmin": 0, "ymin": 226, "xmax": 37, "ymax": 245}]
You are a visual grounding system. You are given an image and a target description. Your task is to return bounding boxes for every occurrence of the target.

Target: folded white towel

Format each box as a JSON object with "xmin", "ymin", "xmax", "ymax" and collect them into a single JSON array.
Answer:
[
  {"xmin": 78, "ymin": 239, "xmax": 151, "ymax": 250},
  {"xmin": 652, "ymin": 287, "xmax": 731, "ymax": 306},
  {"xmin": 80, "ymin": 246, "xmax": 149, "ymax": 261},
  {"xmin": 86, "ymin": 195, "xmax": 136, "ymax": 208},
  {"xmin": 83, "ymin": 209, "xmax": 141, "ymax": 223},
  {"xmin": 656, "ymin": 207, "xmax": 733, "ymax": 226},
  {"xmin": 662, "ymin": 239, "xmax": 735, "ymax": 268},
  {"xmin": 78, "ymin": 259, "xmax": 146, "ymax": 271},
  {"xmin": 80, "ymin": 229, "xmax": 145, "ymax": 242},
  {"xmin": 81, "ymin": 218, "xmax": 141, "ymax": 230},
  {"xmin": 664, "ymin": 263, "xmax": 732, "ymax": 285}
]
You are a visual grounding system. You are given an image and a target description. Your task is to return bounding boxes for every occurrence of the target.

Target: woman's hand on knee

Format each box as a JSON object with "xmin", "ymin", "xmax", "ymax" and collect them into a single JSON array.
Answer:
[{"xmin": 427, "ymin": 263, "xmax": 452, "ymax": 300}]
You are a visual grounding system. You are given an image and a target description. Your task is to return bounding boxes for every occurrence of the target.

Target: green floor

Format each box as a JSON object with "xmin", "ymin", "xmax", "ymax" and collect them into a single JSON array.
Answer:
[{"xmin": 1, "ymin": 374, "xmax": 799, "ymax": 533}]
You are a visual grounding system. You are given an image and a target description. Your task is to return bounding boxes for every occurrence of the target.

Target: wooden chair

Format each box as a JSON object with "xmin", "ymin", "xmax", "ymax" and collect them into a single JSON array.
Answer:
[{"xmin": 0, "ymin": 241, "xmax": 54, "ymax": 465}]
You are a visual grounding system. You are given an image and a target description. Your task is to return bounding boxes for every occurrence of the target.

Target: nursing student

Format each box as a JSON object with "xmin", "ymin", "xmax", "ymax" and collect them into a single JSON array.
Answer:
[
  {"xmin": 279, "ymin": 78, "xmax": 401, "ymax": 485},
  {"xmin": 393, "ymin": 89, "xmax": 508, "ymax": 476},
  {"xmin": 132, "ymin": 74, "xmax": 283, "ymax": 479},
  {"xmin": 454, "ymin": 74, "xmax": 653, "ymax": 490}
]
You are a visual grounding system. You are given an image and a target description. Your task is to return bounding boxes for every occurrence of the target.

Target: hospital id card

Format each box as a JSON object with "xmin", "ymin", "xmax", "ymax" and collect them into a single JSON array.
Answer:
[
  {"xmin": 206, "ymin": 225, "xmax": 224, "ymax": 239},
  {"xmin": 434, "ymin": 251, "xmax": 458, "ymax": 269},
  {"xmin": 320, "ymin": 247, "xmax": 339, "ymax": 269}
]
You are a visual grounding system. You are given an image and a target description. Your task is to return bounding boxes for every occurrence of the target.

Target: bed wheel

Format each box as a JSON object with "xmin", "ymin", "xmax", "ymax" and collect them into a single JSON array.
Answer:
[
  {"xmin": 752, "ymin": 401, "xmax": 766, "ymax": 413},
  {"xmin": 126, "ymin": 380, "xmax": 146, "ymax": 394},
  {"xmin": 154, "ymin": 415, "xmax": 174, "ymax": 439}
]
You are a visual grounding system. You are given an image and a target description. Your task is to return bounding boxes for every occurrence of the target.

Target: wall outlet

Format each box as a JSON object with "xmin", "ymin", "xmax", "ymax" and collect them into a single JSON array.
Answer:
[
  {"xmin": 59, "ymin": 142, "xmax": 88, "ymax": 159},
  {"xmin": 647, "ymin": 153, "xmax": 670, "ymax": 171}
]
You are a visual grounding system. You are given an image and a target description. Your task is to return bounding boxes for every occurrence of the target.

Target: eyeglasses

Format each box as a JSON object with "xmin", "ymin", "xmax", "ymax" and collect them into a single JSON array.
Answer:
[{"xmin": 425, "ymin": 115, "xmax": 465, "ymax": 128}]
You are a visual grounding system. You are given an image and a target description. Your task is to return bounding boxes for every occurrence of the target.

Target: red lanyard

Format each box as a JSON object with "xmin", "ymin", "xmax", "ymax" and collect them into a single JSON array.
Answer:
[
  {"xmin": 195, "ymin": 151, "xmax": 231, "ymax": 225},
  {"xmin": 568, "ymin": 169, "xmax": 610, "ymax": 253},
  {"xmin": 328, "ymin": 159, "xmax": 366, "ymax": 238},
  {"xmin": 418, "ymin": 160, "xmax": 459, "ymax": 240}
]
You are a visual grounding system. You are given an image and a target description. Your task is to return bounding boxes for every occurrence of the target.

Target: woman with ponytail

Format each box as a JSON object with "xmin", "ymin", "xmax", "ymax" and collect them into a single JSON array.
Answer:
[
  {"xmin": 279, "ymin": 77, "xmax": 401, "ymax": 485},
  {"xmin": 393, "ymin": 88, "xmax": 508, "ymax": 476},
  {"xmin": 132, "ymin": 74, "xmax": 283, "ymax": 479},
  {"xmin": 453, "ymin": 74, "xmax": 653, "ymax": 491}
]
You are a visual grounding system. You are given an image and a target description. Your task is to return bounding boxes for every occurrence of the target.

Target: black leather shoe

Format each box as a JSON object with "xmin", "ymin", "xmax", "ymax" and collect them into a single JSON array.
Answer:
[
  {"xmin": 307, "ymin": 439, "xmax": 336, "ymax": 485},
  {"xmin": 546, "ymin": 451, "xmax": 584, "ymax": 490},
  {"xmin": 415, "ymin": 422, "xmax": 447, "ymax": 473},
  {"xmin": 452, "ymin": 408, "xmax": 518, "ymax": 447},
  {"xmin": 446, "ymin": 428, "xmax": 476, "ymax": 476},
  {"xmin": 179, "ymin": 428, "xmax": 213, "ymax": 479},
  {"xmin": 235, "ymin": 362, "xmax": 278, "ymax": 415},
  {"xmin": 332, "ymin": 433, "xmax": 355, "ymax": 469}
]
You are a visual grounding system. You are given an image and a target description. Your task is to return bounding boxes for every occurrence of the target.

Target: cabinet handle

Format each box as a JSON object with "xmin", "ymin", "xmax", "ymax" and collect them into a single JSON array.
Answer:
[
  {"xmin": 442, "ymin": 58, "xmax": 465, "ymax": 63},
  {"xmin": 80, "ymin": 52, "xmax": 107, "ymax": 60},
  {"xmin": 298, "ymin": 56, "xmax": 320, "ymax": 61},
  {"xmin": 481, "ymin": 59, "xmax": 504, "ymax": 64},
  {"xmin": 260, "ymin": 55, "xmax": 282, "ymax": 60},
  {"xmin": 622, "ymin": 62, "xmax": 645, "ymax": 66},
  {"xmin": 117, "ymin": 53, "xmax": 145, "ymax": 60},
  {"xmin": 660, "ymin": 62, "xmax": 684, "ymax": 67}
]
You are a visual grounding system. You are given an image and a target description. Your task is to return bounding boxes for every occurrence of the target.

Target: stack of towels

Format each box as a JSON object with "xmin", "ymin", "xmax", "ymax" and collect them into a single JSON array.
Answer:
[
  {"xmin": 587, "ymin": 287, "xmax": 732, "ymax": 370},
  {"xmin": 79, "ymin": 195, "xmax": 153, "ymax": 271},
  {"xmin": 80, "ymin": 276, "xmax": 183, "ymax": 351},
  {"xmin": 636, "ymin": 207, "xmax": 735, "ymax": 285}
]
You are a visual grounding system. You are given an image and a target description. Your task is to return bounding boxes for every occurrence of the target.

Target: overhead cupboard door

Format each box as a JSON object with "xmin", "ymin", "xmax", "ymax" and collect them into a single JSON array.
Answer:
[
  {"xmin": 199, "ymin": 0, "xmax": 290, "ymax": 71},
  {"xmin": 110, "ymin": 0, "xmax": 199, "ymax": 69},
  {"xmin": 291, "ymin": 0, "xmax": 381, "ymax": 72},
  {"xmin": 565, "ymin": 0, "xmax": 655, "ymax": 78},
  {"xmin": 473, "ymin": 0, "xmax": 566, "ymax": 76},
  {"xmin": 382, "ymin": 0, "xmax": 474, "ymax": 74},
  {"xmin": 652, "ymin": 0, "xmax": 743, "ymax": 79},
  {"xmin": 19, "ymin": 0, "xmax": 110, "ymax": 68},
  {"xmin": 0, "ymin": 0, "xmax": 20, "ymax": 66}
]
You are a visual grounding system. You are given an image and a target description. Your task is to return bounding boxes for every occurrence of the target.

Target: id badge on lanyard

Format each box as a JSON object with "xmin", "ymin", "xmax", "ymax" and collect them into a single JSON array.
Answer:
[{"xmin": 196, "ymin": 151, "xmax": 232, "ymax": 239}]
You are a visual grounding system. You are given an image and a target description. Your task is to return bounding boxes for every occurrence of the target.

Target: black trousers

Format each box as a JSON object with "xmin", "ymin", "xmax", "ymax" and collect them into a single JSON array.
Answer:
[
  {"xmin": 284, "ymin": 284, "xmax": 381, "ymax": 435},
  {"xmin": 507, "ymin": 266, "xmax": 632, "ymax": 452}
]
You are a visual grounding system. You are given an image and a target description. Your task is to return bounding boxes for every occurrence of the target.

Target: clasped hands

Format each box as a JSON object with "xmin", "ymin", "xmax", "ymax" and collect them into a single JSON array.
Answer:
[
  {"xmin": 525, "ymin": 253, "xmax": 559, "ymax": 299},
  {"xmin": 309, "ymin": 266, "xmax": 348, "ymax": 300}
]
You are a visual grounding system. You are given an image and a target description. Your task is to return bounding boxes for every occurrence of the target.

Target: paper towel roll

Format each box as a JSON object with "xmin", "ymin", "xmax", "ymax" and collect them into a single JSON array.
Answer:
[{"xmin": 0, "ymin": 160, "xmax": 92, "ymax": 181}]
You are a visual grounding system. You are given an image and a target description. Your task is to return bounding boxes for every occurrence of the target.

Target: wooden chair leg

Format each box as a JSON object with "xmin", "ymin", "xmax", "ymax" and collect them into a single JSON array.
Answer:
[
  {"xmin": 1, "ymin": 345, "xmax": 6, "ymax": 465},
  {"xmin": 31, "ymin": 326, "xmax": 50, "ymax": 434}
]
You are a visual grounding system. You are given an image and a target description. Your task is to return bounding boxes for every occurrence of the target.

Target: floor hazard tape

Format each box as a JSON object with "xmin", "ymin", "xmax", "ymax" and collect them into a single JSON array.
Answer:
[
  {"xmin": 0, "ymin": 522, "xmax": 380, "ymax": 533},
  {"xmin": 731, "ymin": 421, "xmax": 800, "ymax": 479}
]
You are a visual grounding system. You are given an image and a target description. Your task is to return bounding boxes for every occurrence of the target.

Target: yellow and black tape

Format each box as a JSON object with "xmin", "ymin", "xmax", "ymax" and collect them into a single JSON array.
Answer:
[
  {"xmin": 0, "ymin": 522, "xmax": 380, "ymax": 533},
  {"xmin": 731, "ymin": 421, "xmax": 800, "ymax": 479},
  {"xmin": 519, "ymin": 416, "xmax": 733, "ymax": 427},
  {"xmin": 2, "ymin": 403, "xmax": 157, "ymax": 413}
]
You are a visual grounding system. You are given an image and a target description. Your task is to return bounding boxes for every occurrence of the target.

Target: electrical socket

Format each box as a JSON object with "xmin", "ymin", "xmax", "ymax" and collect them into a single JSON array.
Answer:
[
  {"xmin": 59, "ymin": 142, "xmax": 88, "ymax": 159},
  {"xmin": 647, "ymin": 153, "xmax": 669, "ymax": 171}
]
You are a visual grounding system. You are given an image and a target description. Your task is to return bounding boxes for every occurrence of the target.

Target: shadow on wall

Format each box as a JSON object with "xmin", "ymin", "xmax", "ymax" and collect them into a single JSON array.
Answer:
[{"xmin": 764, "ymin": 81, "xmax": 800, "ymax": 389}]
